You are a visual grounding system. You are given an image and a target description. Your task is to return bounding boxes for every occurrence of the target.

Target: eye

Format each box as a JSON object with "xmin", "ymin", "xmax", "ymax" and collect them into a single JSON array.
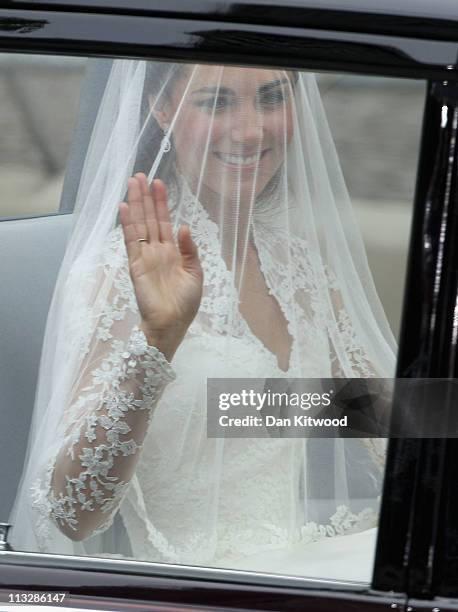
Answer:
[
  {"xmin": 195, "ymin": 96, "xmax": 233, "ymax": 112},
  {"xmin": 258, "ymin": 89, "xmax": 288, "ymax": 108}
]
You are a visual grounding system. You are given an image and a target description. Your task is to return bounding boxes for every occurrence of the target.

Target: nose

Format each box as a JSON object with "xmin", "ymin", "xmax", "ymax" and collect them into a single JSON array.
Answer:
[{"xmin": 230, "ymin": 103, "xmax": 264, "ymax": 146}]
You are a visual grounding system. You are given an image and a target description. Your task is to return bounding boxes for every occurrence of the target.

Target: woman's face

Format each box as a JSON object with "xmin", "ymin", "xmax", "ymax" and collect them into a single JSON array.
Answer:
[{"xmin": 155, "ymin": 65, "xmax": 295, "ymax": 203}]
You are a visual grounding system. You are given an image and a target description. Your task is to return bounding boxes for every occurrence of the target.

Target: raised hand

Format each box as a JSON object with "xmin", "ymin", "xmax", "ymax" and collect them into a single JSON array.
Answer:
[{"xmin": 119, "ymin": 173, "xmax": 203, "ymax": 360}]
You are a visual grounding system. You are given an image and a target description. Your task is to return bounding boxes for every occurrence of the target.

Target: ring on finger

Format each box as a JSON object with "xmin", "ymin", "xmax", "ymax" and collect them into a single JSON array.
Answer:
[{"xmin": 137, "ymin": 238, "xmax": 148, "ymax": 243}]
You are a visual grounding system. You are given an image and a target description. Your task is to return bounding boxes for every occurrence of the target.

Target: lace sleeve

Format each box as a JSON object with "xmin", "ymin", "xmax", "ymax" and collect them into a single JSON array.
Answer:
[
  {"xmin": 30, "ymin": 228, "xmax": 176, "ymax": 542},
  {"xmin": 323, "ymin": 267, "xmax": 389, "ymax": 472},
  {"xmin": 324, "ymin": 270, "xmax": 379, "ymax": 379}
]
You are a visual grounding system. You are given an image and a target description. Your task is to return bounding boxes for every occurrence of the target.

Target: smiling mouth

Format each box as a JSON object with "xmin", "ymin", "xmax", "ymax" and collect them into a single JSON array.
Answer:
[{"xmin": 214, "ymin": 150, "xmax": 268, "ymax": 167}]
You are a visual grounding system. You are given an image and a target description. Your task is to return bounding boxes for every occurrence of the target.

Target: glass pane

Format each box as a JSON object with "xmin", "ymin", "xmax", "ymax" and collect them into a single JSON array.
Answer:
[
  {"xmin": 0, "ymin": 54, "xmax": 85, "ymax": 219},
  {"xmin": 319, "ymin": 74, "xmax": 424, "ymax": 339},
  {"xmin": 1, "ymin": 55, "xmax": 424, "ymax": 585}
]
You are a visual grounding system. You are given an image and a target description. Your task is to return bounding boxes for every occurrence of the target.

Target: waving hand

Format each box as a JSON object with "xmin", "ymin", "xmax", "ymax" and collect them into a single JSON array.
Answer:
[{"xmin": 119, "ymin": 173, "xmax": 203, "ymax": 360}]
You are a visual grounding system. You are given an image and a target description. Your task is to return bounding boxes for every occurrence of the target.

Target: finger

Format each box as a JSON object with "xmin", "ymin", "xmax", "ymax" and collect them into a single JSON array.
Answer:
[
  {"xmin": 152, "ymin": 179, "xmax": 173, "ymax": 243},
  {"xmin": 119, "ymin": 201, "xmax": 141, "ymax": 262},
  {"xmin": 127, "ymin": 176, "xmax": 148, "ymax": 241},
  {"xmin": 136, "ymin": 172, "xmax": 159, "ymax": 242},
  {"xmin": 177, "ymin": 225, "xmax": 202, "ymax": 277}
]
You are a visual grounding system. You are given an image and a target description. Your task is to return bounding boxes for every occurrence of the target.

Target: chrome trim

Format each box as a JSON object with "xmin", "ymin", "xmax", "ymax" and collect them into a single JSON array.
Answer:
[{"xmin": 0, "ymin": 550, "xmax": 369, "ymax": 591}]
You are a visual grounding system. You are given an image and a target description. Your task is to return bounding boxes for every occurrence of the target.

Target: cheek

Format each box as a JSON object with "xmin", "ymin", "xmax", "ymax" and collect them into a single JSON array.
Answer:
[
  {"xmin": 285, "ymin": 111, "xmax": 294, "ymax": 144},
  {"xmin": 201, "ymin": 119, "xmax": 225, "ymax": 154},
  {"xmin": 268, "ymin": 107, "xmax": 294, "ymax": 154},
  {"xmin": 175, "ymin": 114, "xmax": 226, "ymax": 158}
]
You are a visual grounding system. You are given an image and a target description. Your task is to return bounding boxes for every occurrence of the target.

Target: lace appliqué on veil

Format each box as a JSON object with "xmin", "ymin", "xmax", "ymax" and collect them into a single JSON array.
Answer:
[{"xmin": 214, "ymin": 496, "xmax": 379, "ymax": 563}]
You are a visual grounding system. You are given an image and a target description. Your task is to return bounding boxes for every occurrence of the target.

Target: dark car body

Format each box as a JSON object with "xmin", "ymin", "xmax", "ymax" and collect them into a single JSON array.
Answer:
[{"xmin": 2, "ymin": 1, "xmax": 458, "ymax": 610}]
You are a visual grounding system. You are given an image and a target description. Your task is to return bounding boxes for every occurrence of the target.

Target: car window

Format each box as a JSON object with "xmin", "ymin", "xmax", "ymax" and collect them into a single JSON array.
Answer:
[
  {"xmin": 319, "ymin": 74, "xmax": 424, "ymax": 339},
  {"xmin": 0, "ymin": 52, "xmax": 425, "ymax": 586},
  {"xmin": 0, "ymin": 54, "xmax": 86, "ymax": 219}
]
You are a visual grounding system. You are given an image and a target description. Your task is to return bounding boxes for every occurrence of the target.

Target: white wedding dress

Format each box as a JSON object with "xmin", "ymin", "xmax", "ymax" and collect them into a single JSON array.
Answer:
[{"xmin": 28, "ymin": 180, "xmax": 384, "ymax": 580}]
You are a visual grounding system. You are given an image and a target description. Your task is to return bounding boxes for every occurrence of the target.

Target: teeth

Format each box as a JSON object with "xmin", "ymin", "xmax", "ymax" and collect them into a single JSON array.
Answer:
[{"xmin": 218, "ymin": 152, "xmax": 260, "ymax": 166}]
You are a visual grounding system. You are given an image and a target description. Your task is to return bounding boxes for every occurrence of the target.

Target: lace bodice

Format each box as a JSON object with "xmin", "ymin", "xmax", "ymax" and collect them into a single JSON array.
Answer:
[{"xmin": 30, "ymin": 181, "xmax": 384, "ymax": 567}]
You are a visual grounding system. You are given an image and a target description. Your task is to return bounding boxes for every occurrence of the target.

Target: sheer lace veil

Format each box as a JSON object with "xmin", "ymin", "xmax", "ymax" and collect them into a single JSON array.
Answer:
[{"xmin": 9, "ymin": 59, "xmax": 396, "ymax": 561}]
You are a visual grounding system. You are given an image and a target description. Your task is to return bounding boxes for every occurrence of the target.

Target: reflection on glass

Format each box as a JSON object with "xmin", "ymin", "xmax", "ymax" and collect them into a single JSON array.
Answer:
[{"xmin": 4, "ymin": 59, "xmax": 420, "ymax": 582}]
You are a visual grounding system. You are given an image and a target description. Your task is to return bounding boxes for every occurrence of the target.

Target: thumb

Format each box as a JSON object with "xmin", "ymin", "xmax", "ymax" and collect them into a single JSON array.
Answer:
[{"xmin": 177, "ymin": 225, "xmax": 202, "ymax": 276}]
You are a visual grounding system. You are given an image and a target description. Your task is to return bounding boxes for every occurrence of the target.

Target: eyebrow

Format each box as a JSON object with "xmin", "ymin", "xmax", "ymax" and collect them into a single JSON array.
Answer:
[
  {"xmin": 191, "ymin": 86, "xmax": 235, "ymax": 96},
  {"xmin": 191, "ymin": 77, "xmax": 291, "ymax": 96},
  {"xmin": 258, "ymin": 78, "xmax": 291, "ymax": 94}
]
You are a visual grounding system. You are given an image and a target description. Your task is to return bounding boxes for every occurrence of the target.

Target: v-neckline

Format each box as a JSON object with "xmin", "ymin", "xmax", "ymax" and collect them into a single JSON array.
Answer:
[
  {"xmin": 238, "ymin": 241, "xmax": 294, "ymax": 374},
  {"xmin": 179, "ymin": 181, "xmax": 296, "ymax": 375}
]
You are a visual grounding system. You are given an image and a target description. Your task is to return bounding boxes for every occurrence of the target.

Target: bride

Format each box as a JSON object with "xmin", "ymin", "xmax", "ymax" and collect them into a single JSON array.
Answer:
[{"xmin": 9, "ymin": 60, "xmax": 396, "ymax": 578}]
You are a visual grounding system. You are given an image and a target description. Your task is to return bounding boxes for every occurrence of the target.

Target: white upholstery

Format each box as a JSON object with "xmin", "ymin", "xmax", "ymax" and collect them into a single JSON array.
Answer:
[{"xmin": 0, "ymin": 214, "xmax": 73, "ymax": 521}]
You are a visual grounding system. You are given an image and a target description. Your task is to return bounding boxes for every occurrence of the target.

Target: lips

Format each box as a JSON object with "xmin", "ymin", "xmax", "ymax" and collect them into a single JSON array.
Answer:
[{"xmin": 214, "ymin": 149, "xmax": 268, "ymax": 167}]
